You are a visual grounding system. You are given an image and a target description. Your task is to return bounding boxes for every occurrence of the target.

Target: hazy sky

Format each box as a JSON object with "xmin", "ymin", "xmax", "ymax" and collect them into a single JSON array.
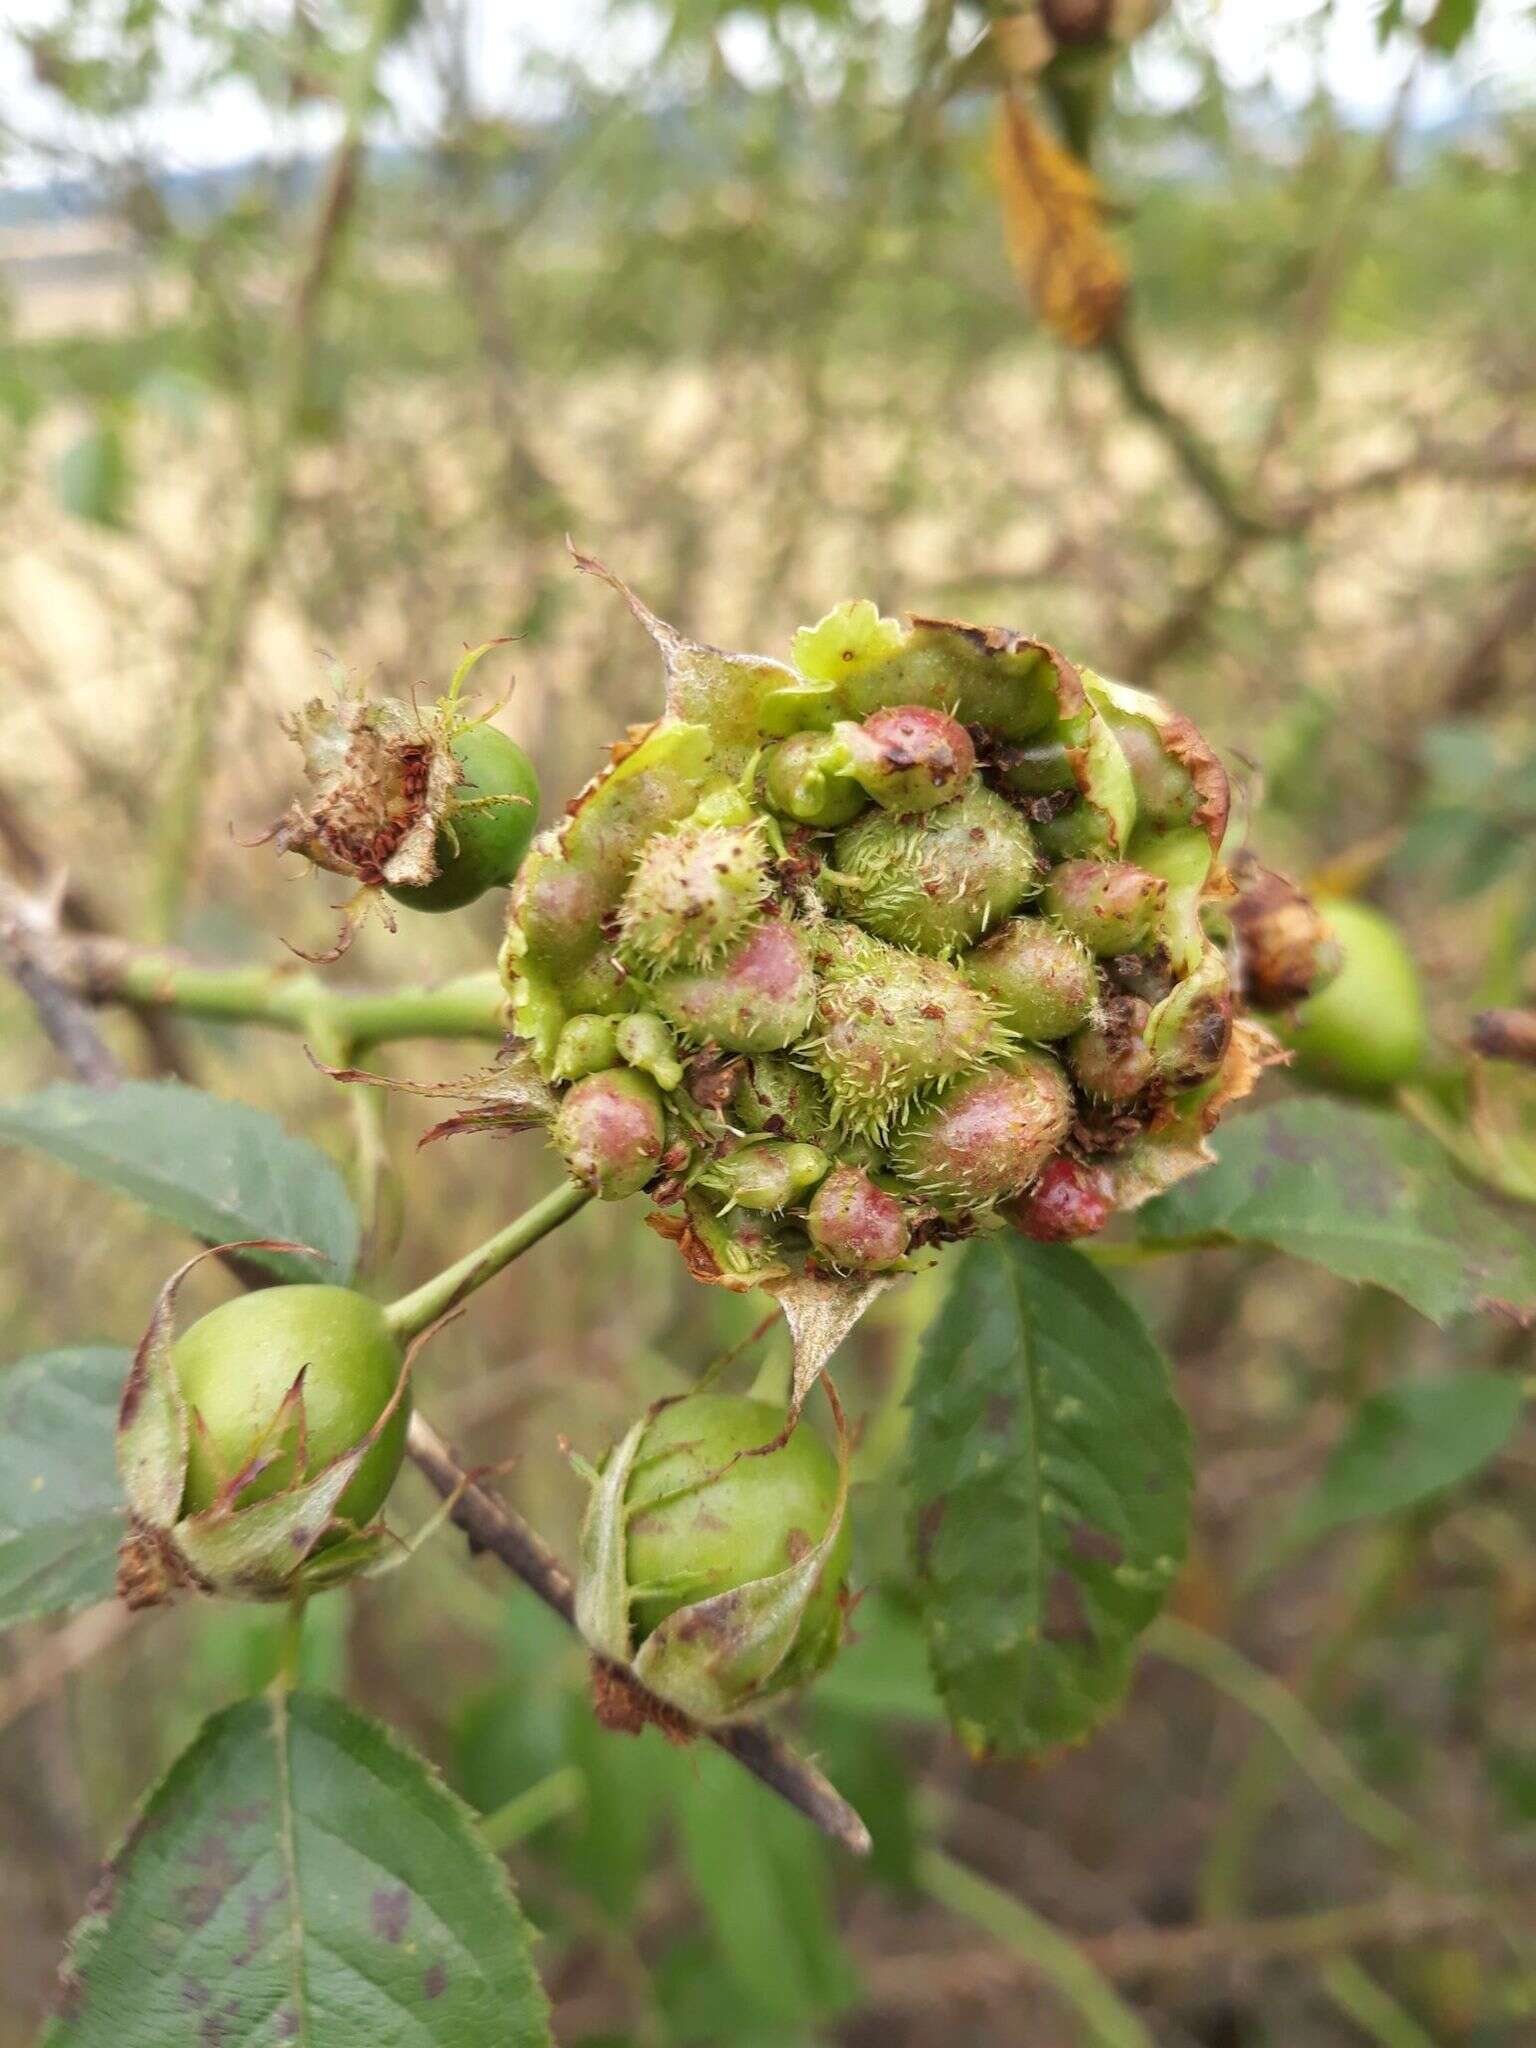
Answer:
[{"xmin": 2, "ymin": 0, "xmax": 1533, "ymax": 189}]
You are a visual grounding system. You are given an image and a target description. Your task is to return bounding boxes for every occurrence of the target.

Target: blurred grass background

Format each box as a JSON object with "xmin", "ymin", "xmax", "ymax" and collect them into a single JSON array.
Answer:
[{"xmin": 1, "ymin": 3, "xmax": 1534, "ymax": 2042}]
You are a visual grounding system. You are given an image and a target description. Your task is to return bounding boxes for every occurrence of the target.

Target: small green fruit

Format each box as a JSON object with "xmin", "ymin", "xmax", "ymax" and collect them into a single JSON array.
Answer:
[
  {"xmin": 833, "ymin": 704, "xmax": 975, "ymax": 812},
  {"xmin": 625, "ymin": 1393, "xmax": 849, "ymax": 1686},
  {"xmin": 960, "ymin": 918, "xmax": 1096, "ymax": 1040},
  {"xmin": 553, "ymin": 1068, "xmax": 667, "ymax": 1198},
  {"xmin": 760, "ymin": 733, "xmax": 869, "ymax": 828},
  {"xmin": 889, "ymin": 1051, "xmax": 1074, "ymax": 1212},
  {"xmin": 711, "ymin": 1141, "xmax": 831, "ymax": 1212},
  {"xmin": 552, "ymin": 1013, "xmax": 620, "ymax": 1083},
  {"xmin": 806, "ymin": 1165, "xmax": 910, "ymax": 1273},
  {"xmin": 828, "ymin": 781, "xmax": 1038, "ymax": 955},
  {"xmin": 1042, "ymin": 858, "xmax": 1164, "ymax": 957},
  {"xmin": 1281, "ymin": 898, "xmax": 1427, "ymax": 1092},
  {"xmin": 174, "ymin": 1286, "xmax": 407, "ymax": 1532},
  {"xmin": 385, "ymin": 724, "xmax": 539, "ymax": 913}
]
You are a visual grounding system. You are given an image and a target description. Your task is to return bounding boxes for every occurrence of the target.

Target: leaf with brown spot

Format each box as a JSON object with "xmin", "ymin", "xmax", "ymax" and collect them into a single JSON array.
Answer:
[
  {"xmin": 906, "ymin": 1239, "xmax": 1190, "ymax": 1758},
  {"xmin": 41, "ymin": 1691, "xmax": 551, "ymax": 2045}
]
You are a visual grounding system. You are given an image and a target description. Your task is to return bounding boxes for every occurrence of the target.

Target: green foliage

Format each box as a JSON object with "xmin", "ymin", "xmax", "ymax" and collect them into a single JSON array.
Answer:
[
  {"xmin": 1286, "ymin": 1373, "xmax": 1524, "ymax": 1549},
  {"xmin": 1138, "ymin": 1099, "xmax": 1536, "ymax": 1324},
  {"xmin": 52, "ymin": 414, "xmax": 130, "ymax": 527},
  {"xmin": 671, "ymin": 1746, "xmax": 860, "ymax": 2032},
  {"xmin": 0, "ymin": 1346, "xmax": 126, "ymax": 1626},
  {"xmin": 0, "ymin": 1082, "xmax": 358, "ymax": 1283},
  {"xmin": 42, "ymin": 1690, "xmax": 552, "ymax": 2045},
  {"xmin": 905, "ymin": 1239, "xmax": 1191, "ymax": 1758}
]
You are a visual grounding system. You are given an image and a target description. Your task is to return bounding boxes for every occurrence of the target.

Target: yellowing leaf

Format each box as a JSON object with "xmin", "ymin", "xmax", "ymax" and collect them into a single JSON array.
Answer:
[{"xmin": 991, "ymin": 92, "xmax": 1126, "ymax": 348}]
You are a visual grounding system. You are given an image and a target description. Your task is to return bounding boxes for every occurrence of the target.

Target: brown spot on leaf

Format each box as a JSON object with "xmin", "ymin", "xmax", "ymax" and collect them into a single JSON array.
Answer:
[
  {"xmin": 915, "ymin": 1498, "xmax": 947, "ymax": 1569},
  {"xmin": 1068, "ymin": 1523, "xmax": 1125, "ymax": 1569},
  {"xmin": 1043, "ymin": 1568, "xmax": 1095, "ymax": 1644},
  {"xmin": 371, "ymin": 1886, "xmax": 411, "ymax": 1944},
  {"xmin": 423, "ymin": 1962, "xmax": 448, "ymax": 2001}
]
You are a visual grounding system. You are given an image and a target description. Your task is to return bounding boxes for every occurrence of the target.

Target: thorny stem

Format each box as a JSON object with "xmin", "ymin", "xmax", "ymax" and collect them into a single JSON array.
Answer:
[{"xmin": 383, "ymin": 1181, "xmax": 592, "ymax": 1342}]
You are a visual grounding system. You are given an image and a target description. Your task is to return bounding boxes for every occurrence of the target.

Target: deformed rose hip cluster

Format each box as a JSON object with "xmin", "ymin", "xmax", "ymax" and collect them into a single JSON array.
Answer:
[
  {"xmin": 500, "ymin": 558, "xmax": 1282, "ymax": 1298},
  {"xmin": 235, "ymin": 556, "xmax": 1330, "ymax": 1725}
]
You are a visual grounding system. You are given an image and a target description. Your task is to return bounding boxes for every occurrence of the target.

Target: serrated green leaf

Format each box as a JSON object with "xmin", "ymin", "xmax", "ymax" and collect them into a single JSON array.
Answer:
[
  {"xmin": 44, "ymin": 1689, "xmax": 552, "ymax": 2046},
  {"xmin": 0, "ymin": 1082, "xmax": 357, "ymax": 1283},
  {"xmin": 1287, "ymin": 1373, "xmax": 1524, "ymax": 1549},
  {"xmin": 0, "ymin": 1347, "xmax": 127, "ymax": 1628},
  {"xmin": 906, "ymin": 1240, "xmax": 1191, "ymax": 1759},
  {"xmin": 1136, "ymin": 1100, "xmax": 1536, "ymax": 1324}
]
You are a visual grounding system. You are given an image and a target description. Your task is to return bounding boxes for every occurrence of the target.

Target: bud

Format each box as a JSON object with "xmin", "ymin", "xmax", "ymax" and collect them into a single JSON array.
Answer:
[
  {"xmin": 731, "ymin": 1053, "xmax": 831, "ymax": 1142},
  {"xmin": 1066, "ymin": 995, "xmax": 1156, "ymax": 1105},
  {"xmin": 552, "ymin": 1068, "xmax": 666, "ymax": 1198},
  {"xmin": 993, "ymin": 735, "xmax": 1077, "ymax": 799},
  {"xmin": 889, "ymin": 1051, "xmax": 1075, "ymax": 1214},
  {"xmin": 575, "ymin": 1390, "xmax": 850, "ymax": 1725},
  {"xmin": 759, "ymin": 732, "xmax": 869, "ymax": 828},
  {"xmin": 613, "ymin": 1010, "xmax": 684, "ymax": 1092},
  {"xmin": 651, "ymin": 917, "xmax": 817, "ymax": 1053},
  {"xmin": 806, "ymin": 922, "xmax": 1011, "ymax": 1138},
  {"xmin": 832, "ymin": 704, "xmax": 976, "ymax": 812},
  {"xmin": 617, "ymin": 817, "xmax": 771, "ymax": 971},
  {"xmin": 960, "ymin": 917, "xmax": 1096, "ymax": 1040},
  {"xmin": 827, "ymin": 782, "xmax": 1039, "ymax": 956},
  {"xmin": 806, "ymin": 1165, "xmax": 911, "ymax": 1273},
  {"xmin": 1042, "ymin": 858, "xmax": 1165, "ymax": 956},
  {"xmin": 115, "ymin": 1251, "xmax": 415, "ymax": 1611},
  {"xmin": 552, "ymin": 1012, "xmax": 620, "ymax": 1083},
  {"xmin": 1003, "ymin": 1156, "xmax": 1114, "ymax": 1242},
  {"xmin": 711, "ymin": 1141, "xmax": 832, "ymax": 1213}
]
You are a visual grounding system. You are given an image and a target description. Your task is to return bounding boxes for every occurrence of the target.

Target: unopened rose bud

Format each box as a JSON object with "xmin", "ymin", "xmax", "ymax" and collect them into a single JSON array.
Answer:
[
  {"xmin": 960, "ymin": 917, "xmax": 1096, "ymax": 1041},
  {"xmin": 553, "ymin": 1068, "xmax": 666, "ymax": 1198},
  {"xmin": 1042, "ymin": 858, "xmax": 1165, "ymax": 957},
  {"xmin": 889, "ymin": 1051, "xmax": 1074, "ymax": 1214},
  {"xmin": 833, "ymin": 704, "xmax": 976, "ymax": 812},
  {"xmin": 806, "ymin": 1165, "xmax": 911, "ymax": 1273}
]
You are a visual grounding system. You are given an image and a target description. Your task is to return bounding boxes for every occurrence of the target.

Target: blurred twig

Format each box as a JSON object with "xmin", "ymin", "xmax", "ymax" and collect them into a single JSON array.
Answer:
[
  {"xmin": 149, "ymin": 0, "xmax": 398, "ymax": 938},
  {"xmin": 1472, "ymin": 1008, "xmax": 1536, "ymax": 1066}
]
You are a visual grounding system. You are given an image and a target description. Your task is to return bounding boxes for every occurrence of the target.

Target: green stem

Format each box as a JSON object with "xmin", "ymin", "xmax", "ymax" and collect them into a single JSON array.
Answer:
[
  {"xmin": 1317, "ymin": 1955, "xmax": 1438, "ymax": 2048},
  {"xmin": 918, "ymin": 1846, "xmax": 1152, "ymax": 2048},
  {"xmin": 383, "ymin": 1181, "xmax": 592, "ymax": 1341},
  {"xmin": 91, "ymin": 952, "xmax": 507, "ymax": 1049},
  {"xmin": 277, "ymin": 1592, "xmax": 308, "ymax": 1694},
  {"xmin": 480, "ymin": 1765, "xmax": 587, "ymax": 1853}
]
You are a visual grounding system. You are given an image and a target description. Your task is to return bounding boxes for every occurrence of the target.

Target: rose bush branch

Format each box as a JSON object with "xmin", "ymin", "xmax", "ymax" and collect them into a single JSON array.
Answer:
[{"xmin": 0, "ymin": 904, "xmax": 874, "ymax": 1857}]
